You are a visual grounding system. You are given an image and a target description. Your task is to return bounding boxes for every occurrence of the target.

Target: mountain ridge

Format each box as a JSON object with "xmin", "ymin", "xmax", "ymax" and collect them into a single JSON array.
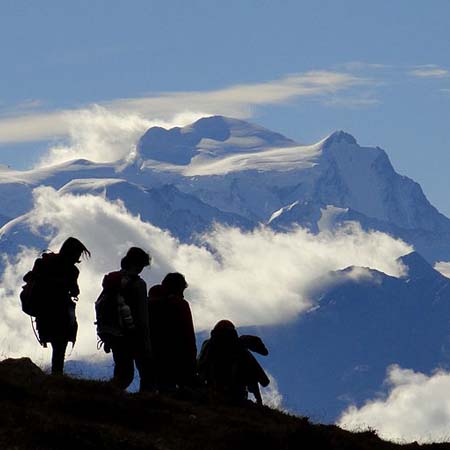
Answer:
[{"xmin": 1, "ymin": 115, "xmax": 450, "ymax": 262}]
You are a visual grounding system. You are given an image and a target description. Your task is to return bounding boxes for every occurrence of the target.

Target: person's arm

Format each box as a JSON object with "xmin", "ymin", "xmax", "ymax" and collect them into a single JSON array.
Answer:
[
  {"xmin": 68, "ymin": 266, "xmax": 80, "ymax": 298},
  {"xmin": 197, "ymin": 339, "xmax": 210, "ymax": 383},
  {"xmin": 181, "ymin": 299, "xmax": 197, "ymax": 367},
  {"xmin": 132, "ymin": 278, "xmax": 151, "ymax": 356},
  {"xmin": 24, "ymin": 257, "xmax": 43, "ymax": 281},
  {"xmin": 239, "ymin": 335, "xmax": 269, "ymax": 356}
]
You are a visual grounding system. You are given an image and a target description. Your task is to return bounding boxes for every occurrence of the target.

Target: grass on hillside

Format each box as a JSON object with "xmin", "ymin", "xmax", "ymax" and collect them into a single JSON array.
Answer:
[{"xmin": 0, "ymin": 358, "xmax": 449, "ymax": 450}]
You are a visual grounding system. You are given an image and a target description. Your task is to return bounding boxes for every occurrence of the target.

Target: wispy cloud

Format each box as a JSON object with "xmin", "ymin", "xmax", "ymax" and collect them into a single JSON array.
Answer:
[
  {"xmin": 337, "ymin": 61, "xmax": 390, "ymax": 71},
  {"xmin": 0, "ymin": 99, "xmax": 44, "ymax": 118},
  {"xmin": 410, "ymin": 65, "xmax": 449, "ymax": 78},
  {"xmin": 325, "ymin": 95, "xmax": 381, "ymax": 108},
  {"xmin": 0, "ymin": 71, "xmax": 366, "ymax": 145}
]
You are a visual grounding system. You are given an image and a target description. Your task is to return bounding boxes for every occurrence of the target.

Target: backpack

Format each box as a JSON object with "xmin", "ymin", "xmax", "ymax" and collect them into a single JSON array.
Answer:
[
  {"xmin": 20, "ymin": 271, "xmax": 41, "ymax": 317},
  {"xmin": 95, "ymin": 272, "xmax": 135, "ymax": 350},
  {"xmin": 19, "ymin": 252, "xmax": 57, "ymax": 317}
]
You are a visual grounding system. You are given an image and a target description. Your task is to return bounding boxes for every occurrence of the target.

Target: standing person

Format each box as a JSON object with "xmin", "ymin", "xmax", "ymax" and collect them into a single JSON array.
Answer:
[
  {"xmin": 96, "ymin": 247, "xmax": 152, "ymax": 392},
  {"xmin": 148, "ymin": 273, "xmax": 197, "ymax": 392},
  {"xmin": 23, "ymin": 237, "xmax": 91, "ymax": 374}
]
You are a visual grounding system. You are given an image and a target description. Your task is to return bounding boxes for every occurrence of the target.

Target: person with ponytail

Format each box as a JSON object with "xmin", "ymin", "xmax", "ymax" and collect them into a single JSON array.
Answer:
[{"xmin": 26, "ymin": 237, "xmax": 91, "ymax": 374}]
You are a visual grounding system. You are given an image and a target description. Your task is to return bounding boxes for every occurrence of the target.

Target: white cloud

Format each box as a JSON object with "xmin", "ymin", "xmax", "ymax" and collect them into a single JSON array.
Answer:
[
  {"xmin": 0, "ymin": 71, "xmax": 364, "ymax": 148},
  {"xmin": 0, "ymin": 186, "xmax": 410, "ymax": 370},
  {"xmin": 337, "ymin": 62, "xmax": 389, "ymax": 71},
  {"xmin": 0, "ymin": 99, "xmax": 43, "ymax": 117},
  {"xmin": 36, "ymin": 107, "xmax": 205, "ymax": 167},
  {"xmin": 260, "ymin": 372, "xmax": 284, "ymax": 409},
  {"xmin": 410, "ymin": 65, "xmax": 449, "ymax": 78},
  {"xmin": 325, "ymin": 95, "xmax": 380, "ymax": 108},
  {"xmin": 434, "ymin": 261, "xmax": 450, "ymax": 278},
  {"xmin": 338, "ymin": 365, "xmax": 450, "ymax": 444}
]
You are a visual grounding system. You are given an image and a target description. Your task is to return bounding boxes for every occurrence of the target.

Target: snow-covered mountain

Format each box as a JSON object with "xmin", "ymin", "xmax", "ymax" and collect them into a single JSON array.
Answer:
[
  {"xmin": 1, "ymin": 115, "xmax": 449, "ymax": 262},
  {"xmin": 137, "ymin": 115, "xmax": 297, "ymax": 165},
  {"xmin": 59, "ymin": 179, "xmax": 253, "ymax": 241}
]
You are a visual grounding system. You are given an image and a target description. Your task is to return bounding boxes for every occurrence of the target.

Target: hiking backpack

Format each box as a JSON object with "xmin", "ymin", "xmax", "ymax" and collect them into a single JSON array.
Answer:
[
  {"xmin": 20, "ymin": 270, "xmax": 41, "ymax": 317},
  {"xmin": 19, "ymin": 252, "xmax": 57, "ymax": 317},
  {"xmin": 95, "ymin": 272, "xmax": 135, "ymax": 349}
]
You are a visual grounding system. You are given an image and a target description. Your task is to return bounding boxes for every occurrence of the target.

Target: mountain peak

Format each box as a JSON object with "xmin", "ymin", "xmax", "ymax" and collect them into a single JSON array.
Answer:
[
  {"xmin": 398, "ymin": 251, "xmax": 442, "ymax": 281},
  {"xmin": 322, "ymin": 131, "xmax": 358, "ymax": 148},
  {"xmin": 137, "ymin": 116, "xmax": 296, "ymax": 165}
]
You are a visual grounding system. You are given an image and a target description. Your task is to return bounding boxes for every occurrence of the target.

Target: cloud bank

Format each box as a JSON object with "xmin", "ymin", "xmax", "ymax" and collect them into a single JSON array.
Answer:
[
  {"xmin": 0, "ymin": 186, "xmax": 410, "ymax": 369},
  {"xmin": 338, "ymin": 365, "xmax": 450, "ymax": 444}
]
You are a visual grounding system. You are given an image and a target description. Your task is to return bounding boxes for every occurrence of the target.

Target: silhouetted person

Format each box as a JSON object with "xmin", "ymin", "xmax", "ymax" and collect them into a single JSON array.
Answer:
[
  {"xmin": 198, "ymin": 320, "xmax": 270, "ymax": 405},
  {"xmin": 148, "ymin": 273, "xmax": 197, "ymax": 391},
  {"xmin": 99, "ymin": 247, "xmax": 152, "ymax": 392},
  {"xmin": 24, "ymin": 237, "xmax": 91, "ymax": 374}
]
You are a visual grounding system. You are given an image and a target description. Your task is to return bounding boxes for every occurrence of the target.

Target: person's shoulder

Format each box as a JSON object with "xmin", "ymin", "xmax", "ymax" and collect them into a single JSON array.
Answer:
[
  {"xmin": 127, "ymin": 275, "xmax": 147, "ymax": 290},
  {"xmin": 102, "ymin": 270, "xmax": 122, "ymax": 289},
  {"xmin": 35, "ymin": 252, "xmax": 57, "ymax": 270},
  {"xmin": 40, "ymin": 252, "xmax": 57, "ymax": 264},
  {"xmin": 178, "ymin": 298, "xmax": 193, "ymax": 314},
  {"xmin": 136, "ymin": 276, "xmax": 147, "ymax": 287},
  {"xmin": 180, "ymin": 298, "xmax": 191, "ymax": 308},
  {"xmin": 64, "ymin": 260, "xmax": 79, "ymax": 278}
]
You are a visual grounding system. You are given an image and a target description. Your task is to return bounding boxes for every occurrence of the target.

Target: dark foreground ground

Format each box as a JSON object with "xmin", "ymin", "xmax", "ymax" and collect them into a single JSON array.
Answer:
[{"xmin": 0, "ymin": 358, "xmax": 449, "ymax": 450}]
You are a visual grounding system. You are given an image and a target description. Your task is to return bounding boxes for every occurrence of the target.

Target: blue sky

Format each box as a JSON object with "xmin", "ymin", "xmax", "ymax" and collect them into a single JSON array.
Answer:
[{"xmin": 1, "ymin": 0, "xmax": 450, "ymax": 213}]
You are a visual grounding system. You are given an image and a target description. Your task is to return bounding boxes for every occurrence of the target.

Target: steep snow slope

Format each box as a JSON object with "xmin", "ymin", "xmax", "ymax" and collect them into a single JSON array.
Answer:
[
  {"xmin": 0, "ymin": 160, "xmax": 133, "ymax": 218},
  {"xmin": 269, "ymin": 201, "xmax": 450, "ymax": 262},
  {"xmin": 59, "ymin": 179, "xmax": 253, "ymax": 240}
]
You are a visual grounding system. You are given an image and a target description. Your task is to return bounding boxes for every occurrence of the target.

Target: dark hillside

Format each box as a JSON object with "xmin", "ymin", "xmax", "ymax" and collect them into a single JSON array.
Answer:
[{"xmin": 0, "ymin": 358, "xmax": 448, "ymax": 450}]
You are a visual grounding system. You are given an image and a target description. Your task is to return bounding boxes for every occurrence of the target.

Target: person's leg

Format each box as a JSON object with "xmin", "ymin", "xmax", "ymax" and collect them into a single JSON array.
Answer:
[
  {"xmin": 50, "ymin": 340, "xmax": 68, "ymax": 375},
  {"xmin": 248, "ymin": 381, "xmax": 263, "ymax": 405},
  {"xmin": 135, "ymin": 354, "xmax": 154, "ymax": 393},
  {"xmin": 110, "ymin": 337, "xmax": 135, "ymax": 390},
  {"xmin": 153, "ymin": 358, "xmax": 177, "ymax": 393},
  {"xmin": 243, "ymin": 350, "xmax": 270, "ymax": 387}
]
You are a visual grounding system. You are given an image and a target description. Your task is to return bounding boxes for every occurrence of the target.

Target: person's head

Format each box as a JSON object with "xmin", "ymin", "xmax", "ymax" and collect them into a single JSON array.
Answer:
[
  {"xmin": 211, "ymin": 319, "xmax": 238, "ymax": 341},
  {"xmin": 148, "ymin": 284, "xmax": 164, "ymax": 301},
  {"xmin": 161, "ymin": 272, "xmax": 187, "ymax": 297},
  {"xmin": 59, "ymin": 237, "xmax": 91, "ymax": 264},
  {"xmin": 213, "ymin": 320, "xmax": 235, "ymax": 332},
  {"xmin": 121, "ymin": 247, "xmax": 151, "ymax": 275}
]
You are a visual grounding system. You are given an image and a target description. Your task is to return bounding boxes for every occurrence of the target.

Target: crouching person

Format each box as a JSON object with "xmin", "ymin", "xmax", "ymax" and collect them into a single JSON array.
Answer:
[
  {"xmin": 198, "ymin": 320, "xmax": 270, "ymax": 405},
  {"xmin": 96, "ymin": 247, "xmax": 153, "ymax": 392}
]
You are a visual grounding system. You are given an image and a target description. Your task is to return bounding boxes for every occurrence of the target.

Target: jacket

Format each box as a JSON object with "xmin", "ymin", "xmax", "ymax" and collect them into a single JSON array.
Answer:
[{"xmin": 29, "ymin": 253, "xmax": 79, "ymax": 344}]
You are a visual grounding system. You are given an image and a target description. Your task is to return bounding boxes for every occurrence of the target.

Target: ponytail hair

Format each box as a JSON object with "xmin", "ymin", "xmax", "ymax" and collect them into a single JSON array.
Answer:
[{"xmin": 59, "ymin": 237, "xmax": 91, "ymax": 262}]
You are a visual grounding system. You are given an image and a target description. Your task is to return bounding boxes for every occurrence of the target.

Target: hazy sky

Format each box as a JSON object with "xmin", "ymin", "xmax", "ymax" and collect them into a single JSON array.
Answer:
[{"xmin": 1, "ymin": 0, "xmax": 450, "ymax": 213}]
